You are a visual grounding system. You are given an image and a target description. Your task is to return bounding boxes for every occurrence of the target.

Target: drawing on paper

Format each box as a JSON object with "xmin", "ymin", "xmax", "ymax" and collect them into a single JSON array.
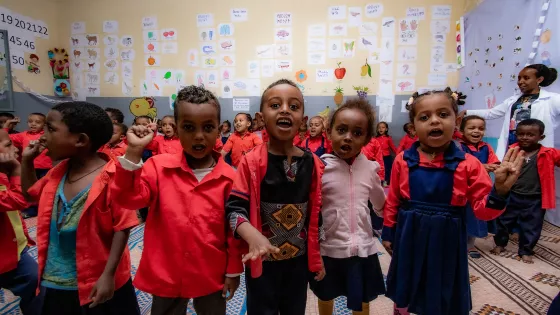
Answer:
[
  {"xmin": 121, "ymin": 37, "xmax": 133, "ymax": 47},
  {"xmin": 86, "ymin": 35, "xmax": 98, "ymax": 45},
  {"xmin": 220, "ymin": 40, "xmax": 234, "ymax": 50},
  {"xmin": 219, "ymin": 23, "xmax": 234, "ymax": 36},
  {"xmin": 343, "ymin": 40, "xmax": 355, "ymax": 57}
]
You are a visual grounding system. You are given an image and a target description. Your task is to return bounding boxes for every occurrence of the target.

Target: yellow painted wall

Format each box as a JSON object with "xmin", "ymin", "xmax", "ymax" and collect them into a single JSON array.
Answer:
[
  {"xmin": 4, "ymin": 0, "xmax": 472, "ymax": 97},
  {"xmin": 1, "ymin": 0, "xmax": 61, "ymax": 94}
]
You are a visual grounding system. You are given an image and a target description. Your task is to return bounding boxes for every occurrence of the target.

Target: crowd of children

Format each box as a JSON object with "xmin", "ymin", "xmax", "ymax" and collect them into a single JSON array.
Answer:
[{"xmin": 0, "ymin": 64, "xmax": 559, "ymax": 315}]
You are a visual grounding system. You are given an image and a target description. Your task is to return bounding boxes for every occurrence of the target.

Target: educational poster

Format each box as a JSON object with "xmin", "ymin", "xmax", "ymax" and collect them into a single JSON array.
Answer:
[
  {"xmin": 248, "ymin": 60, "xmax": 260, "ymax": 78},
  {"xmin": 161, "ymin": 29, "xmax": 177, "ymax": 41},
  {"xmin": 359, "ymin": 22, "xmax": 377, "ymax": 35},
  {"xmin": 206, "ymin": 70, "xmax": 218, "ymax": 87},
  {"xmin": 326, "ymin": 39, "xmax": 340, "ymax": 58},
  {"xmin": 246, "ymin": 79, "xmax": 261, "ymax": 96},
  {"xmin": 162, "ymin": 42, "xmax": 178, "ymax": 54},
  {"xmin": 71, "ymin": 22, "xmax": 86, "ymax": 34},
  {"xmin": 316, "ymin": 69, "xmax": 334, "ymax": 82},
  {"xmin": 358, "ymin": 36, "xmax": 377, "ymax": 51},
  {"xmin": 120, "ymin": 36, "xmax": 134, "ymax": 47},
  {"xmin": 221, "ymin": 82, "xmax": 233, "ymax": 98},
  {"xmin": 220, "ymin": 54, "xmax": 236, "ymax": 67},
  {"xmin": 308, "ymin": 52, "xmax": 326, "ymax": 65},
  {"xmin": 365, "ymin": 3, "xmax": 383, "ymax": 18},
  {"xmin": 187, "ymin": 49, "xmax": 198, "ymax": 67},
  {"xmin": 261, "ymin": 60, "xmax": 275, "ymax": 77},
  {"xmin": 342, "ymin": 39, "xmax": 356, "ymax": 58},
  {"xmin": 231, "ymin": 8, "xmax": 248, "ymax": 22},
  {"xmin": 220, "ymin": 68, "xmax": 235, "ymax": 81},
  {"xmin": 399, "ymin": 19, "xmax": 419, "ymax": 45},
  {"xmin": 122, "ymin": 79, "xmax": 133, "ymax": 96},
  {"xmin": 308, "ymin": 24, "xmax": 326, "ymax": 37},
  {"xmin": 142, "ymin": 16, "xmax": 158, "ymax": 30},
  {"xmin": 218, "ymin": 23, "xmax": 234, "ymax": 37},
  {"xmin": 104, "ymin": 35, "xmax": 118, "ymax": 46},
  {"xmin": 275, "ymin": 12, "xmax": 292, "ymax": 26},
  {"xmin": 197, "ymin": 14, "xmax": 214, "ymax": 27},
  {"xmin": 381, "ymin": 17, "xmax": 396, "ymax": 37},
  {"xmin": 143, "ymin": 30, "xmax": 159, "ymax": 42},
  {"xmin": 274, "ymin": 28, "xmax": 292, "ymax": 41},
  {"xmin": 85, "ymin": 34, "xmax": 99, "ymax": 46},
  {"xmin": 275, "ymin": 44, "xmax": 292, "ymax": 57},
  {"xmin": 122, "ymin": 62, "xmax": 133, "ymax": 78},
  {"xmin": 120, "ymin": 49, "xmax": 135, "ymax": 61},
  {"xmin": 406, "ymin": 7, "xmax": 426, "ymax": 20},
  {"xmin": 431, "ymin": 5, "xmax": 452, "ymax": 20},
  {"xmin": 348, "ymin": 7, "xmax": 362, "ymax": 27},
  {"xmin": 328, "ymin": 6, "xmax": 346, "ymax": 20},
  {"xmin": 256, "ymin": 45, "xmax": 274, "ymax": 58},
  {"xmin": 396, "ymin": 79, "xmax": 415, "ymax": 92},
  {"xmin": 329, "ymin": 23, "xmax": 348, "ymax": 36},
  {"xmin": 103, "ymin": 20, "xmax": 118, "ymax": 33},
  {"xmin": 396, "ymin": 62, "xmax": 417, "ymax": 77},
  {"xmin": 275, "ymin": 60, "xmax": 292, "ymax": 72},
  {"xmin": 308, "ymin": 38, "xmax": 326, "ymax": 52},
  {"xmin": 397, "ymin": 47, "xmax": 418, "ymax": 61},
  {"xmin": 219, "ymin": 39, "xmax": 235, "ymax": 51}
]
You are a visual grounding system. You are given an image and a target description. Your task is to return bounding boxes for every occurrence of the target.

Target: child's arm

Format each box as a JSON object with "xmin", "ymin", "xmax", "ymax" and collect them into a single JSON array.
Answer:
[
  {"xmin": 7, "ymin": 131, "xmax": 23, "ymax": 151},
  {"xmin": 373, "ymin": 144, "xmax": 385, "ymax": 180},
  {"xmin": 381, "ymin": 154, "xmax": 404, "ymax": 254},
  {"xmin": 226, "ymin": 157, "xmax": 279, "ymax": 263},
  {"xmin": 0, "ymin": 154, "xmax": 28, "ymax": 211},
  {"xmin": 467, "ymin": 147, "xmax": 525, "ymax": 220},
  {"xmin": 253, "ymin": 134, "xmax": 263, "ymax": 146},
  {"xmin": 221, "ymin": 137, "xmax": 233, "ymax": 158},
  {"xmin": 369, "ymin": 162, "xmax": 386, "ymax": 215},
  {"xmin": 389, "ymin": 136, "xmax": 398, "ymax": 154},
  {"xmin": 396, "ymin": 137, "xmax": 406, "ymax": 154},
  {"xmin": 20, "ymin": 140, "xmax": 45, "ymax": 201}
]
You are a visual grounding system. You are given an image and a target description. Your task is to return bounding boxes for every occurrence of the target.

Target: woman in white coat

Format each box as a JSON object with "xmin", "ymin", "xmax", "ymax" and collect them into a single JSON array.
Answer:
[{"xmin": 460, "ymin": 64, "xmax": 560, "ymax": 225}]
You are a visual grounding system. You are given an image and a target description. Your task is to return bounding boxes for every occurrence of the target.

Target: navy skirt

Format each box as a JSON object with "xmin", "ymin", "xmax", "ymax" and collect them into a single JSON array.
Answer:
[{"xmin": 309, "ymin": 255, "xmax": 386, "ymax": 311}]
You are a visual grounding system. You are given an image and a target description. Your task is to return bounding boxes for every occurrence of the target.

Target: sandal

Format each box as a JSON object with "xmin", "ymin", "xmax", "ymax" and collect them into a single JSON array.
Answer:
[{"xmin": 468, "ymin": 249, "xmax": 481, "ymax": 258}]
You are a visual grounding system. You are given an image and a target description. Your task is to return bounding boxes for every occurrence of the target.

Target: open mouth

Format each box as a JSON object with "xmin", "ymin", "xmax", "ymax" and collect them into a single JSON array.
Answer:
[
  {"xmin": 276, "ymin": 118, "xmax": 293, "ymax": 129},
  {"xmin": 428, "ymin": 129, "xmax": 444, "ymax": 138},
  {"xmin": 192, "ymin": 144, "xmax": 206, "ymax": 152},
  {"xmin": 340, "ymin": 144, "xmax": 352, "ymax": 152}
]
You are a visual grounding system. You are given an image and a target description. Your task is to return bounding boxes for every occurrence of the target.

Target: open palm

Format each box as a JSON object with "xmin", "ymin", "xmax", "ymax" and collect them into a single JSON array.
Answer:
[{"xmin": 494, "ymin": 147, "xmax": 525, "ymax": 196}]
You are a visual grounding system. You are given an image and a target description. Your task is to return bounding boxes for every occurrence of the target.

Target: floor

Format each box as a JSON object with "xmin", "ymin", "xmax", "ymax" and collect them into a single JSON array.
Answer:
[{"xmin": 1, "ymin": 218, "xmax": 559, "ymax": 315}]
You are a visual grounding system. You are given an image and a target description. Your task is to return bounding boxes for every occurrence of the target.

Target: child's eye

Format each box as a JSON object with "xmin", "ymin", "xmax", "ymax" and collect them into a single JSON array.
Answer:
[
  {"xmin": 336, "ymin": 127, "xmax": 346, "ymax": 134},
  {"xmin": 353, "ymin": 130, "xmax": 363, "ymax": 137},
  {"xmin": 183, "ymin": 125, "xmax": 195, "ymax": 131},
  {"xmin": 418, "ymin": 115, "xmax": 428, "ymax": 121},
  {"xmin": 439, "ymin": 112, "xmax": 449, "ymax": 118},
  {"xmin": 204, "ymin": 125, "xmax": 215, "ymax": 132},
  {"xmin": 270, "ymin": 103, "xmax": 280, "ymax": 109},
  {"xmin": 289, "ymin": 104, "xmax": 299, "ymax": 111}
]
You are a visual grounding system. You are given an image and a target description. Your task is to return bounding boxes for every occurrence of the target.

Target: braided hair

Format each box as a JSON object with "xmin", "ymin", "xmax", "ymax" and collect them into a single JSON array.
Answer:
[{"xmin": 406, "ymin": 87, "xmax": 466, "ymax": 122}]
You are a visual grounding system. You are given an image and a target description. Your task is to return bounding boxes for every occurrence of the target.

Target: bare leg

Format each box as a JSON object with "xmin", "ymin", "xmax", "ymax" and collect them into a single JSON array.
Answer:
[
  {"xmin": 490, "ymin": 246, "xmax": 506, "ymax": 255},
  {"xmin": 317, "ymin": 299, "xmax": 334, "ymax": 315}
]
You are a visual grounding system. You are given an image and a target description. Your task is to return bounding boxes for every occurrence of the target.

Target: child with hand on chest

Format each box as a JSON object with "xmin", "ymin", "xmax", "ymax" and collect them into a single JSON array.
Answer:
[{"xmin": 221, "ymin": 113, "xmax": 262, "ymax": 168}]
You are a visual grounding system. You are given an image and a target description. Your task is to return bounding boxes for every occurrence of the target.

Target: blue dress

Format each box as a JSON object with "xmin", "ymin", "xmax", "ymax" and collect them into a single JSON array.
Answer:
[
  {"xmin": 384, "ymin": 142, "xmax": 471, "ymax": 315},
  {"xmin": 460, "ymin": 143, "xmax": 497, "ymax": 236}
]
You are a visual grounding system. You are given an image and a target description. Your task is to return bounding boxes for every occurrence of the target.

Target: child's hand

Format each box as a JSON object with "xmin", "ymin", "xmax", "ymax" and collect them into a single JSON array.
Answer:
[
  {"xmin": 88, "ymin": 272, "xmax": 115, "ymax": 308},
  {"xmin": 2, "ymin": 117, "xmax": 20, "ymax": 129},
  {"xmin": 127, "ymin": 125, "xmax": 154, "ymax": 150},
  {"xmin": 22, "ymin": 140, "xmax": 45, "ymax": 162},
  {"xmin": 222, "ymin": 276, "xmax": 240, "ymax": 301},
  {"xmin": 494, "ymin": 147, "xmax": 525, "ymax": 196},
  {"xmin": 243, "ymin": 232, "xmax": 280, "ymax": 263},
  {"xmin": 382, "ymin": 240, "xmax": 393, "ymax": 255},
  {"xmin": 483, "ymin": 164, "xmax": 499, "ymax": 173},
  {"xmin": 0, "ymin": 152, "xmax": 20, "ymax": 174},
  {"xmin": 314, "ymin": 260, "xmax": 326, "ymax": 281},
  {"xmin": 148, "ymin": 118, "xmax": 158, "ymax": 132}
]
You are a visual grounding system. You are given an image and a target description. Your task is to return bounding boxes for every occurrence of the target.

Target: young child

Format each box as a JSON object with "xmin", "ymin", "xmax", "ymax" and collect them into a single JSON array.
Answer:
[
  {"xmin": 375, "ymin": 121, "xmax": 397, "ymax": 184},
  {"xmin": 491, "ymin": 119, "xmax": 560, "ymax": 264},
  {"xmin": 382, "ymin": 90, "xmax": 525, "ymax": 315},
  {"xmin": 221, "ymin": 113, "xmax": 263, "ymax": 168},
  {"xmin": 0, "ymin": 129, "xmax": 42, "ymax": 315},
  {"xmin": 105, "ymin": 107, "xmax": 124, "ymax": 124},
  {"xmin": 98, "ymin": 123, "xmax": 128, "ymax": 162},
  {"xmin": 310, "ymin": 99, "xmax": 386, "ymax": 315},
  {"xmin": 220, "ymin": 120, "xmax": 232, "ymax": 144},
  {"xmin": 459, "ymin": 115, "xmax": 501, "ymax": 258},
  {"xmin": 8, "ymin": 113, "xmax": 52, "ymax": 218},
  {"xmin": 226, "ymin": 79, "xmax": 325, "ymax": 314},
  {"xmin": 253, "ymin": 112, "xmax": 269, "ymax": 142},
  {"xmin": 109, "ymin": 86, "xmax": 243, "ymax": 315},
  {"xmin": 293, "ymin": 116, "xmax": 310, "ymax": 147},
  {"xmin": 21, "ymin": 102, "xmax": 140, "ymax": 315},
  {"xmin": 396, "ymin": 122, "xmax": 418, "ymax": 153},
  {"xmin": 0, "ymin": 112, "xmax": 20, "ymax": 134},
  {"xmin": 145, "ymin": 115, "xmax": 182, "ymax": 155},
  {"xmin": 302, "ymin": 116, "xmax": 331, "ymax": 157},
  {"xmin": 361, "ymin": 137, "xmax": 386, "ymax": 181}
]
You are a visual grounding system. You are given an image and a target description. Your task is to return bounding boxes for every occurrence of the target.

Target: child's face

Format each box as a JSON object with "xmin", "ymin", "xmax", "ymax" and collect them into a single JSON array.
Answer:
[
  {"xmin": 44, "ymin": 110, "xmax": 81, "ymax": 161},
  {"xmin": 109, "ymin": 125, "xmax": 125, "ymax": 146},
  {"xmin": 161, "ymin": 117, "xmax": 176, "ymax": 137},
  {"xmin": 406, "ymin": 123, "xmax": 416, "ymax": 137},
  {"xmin": 233, "ymin": 114, "xmax": 250, "ymax": 133},
  {"xmin": 221, "ymin": 122, "xmax": 230, "ymax": 133},
  {"xmin": 516, "ymin": 124, "xmax": 544, "ymax": 151},
  {"xmin": 377, "ymin": 123, "xmax": 388, "ymax": 135},
  {"xmin": 309, "ymin": 118, "xmax": 324, "ymax": 137},
  {"xmin": 175, "ymin": 101, "xmax": 219, "ymax": 160},
  {"xmin": 0, "ymin": 130, "xmax": 17, "ymax": 155},
  {"xmin": 135, "ymin": 117, "xmax": 150, "ymax": 127},
  {"xmin": 106, "ymin": 111, "xmax": 117, "ymax": 123},
  {"xmin": 328, "ymin": 108, "xmax": 369, "ymax": 160},
  {"xmin": 28, "ymin": 114, "xmax": 45, "ymax": 133},
  {"xmin": 462, "ymin": 119, "xmax": 486, "ymax": 144},
  {"xmin": 261, "ymin": 84, "xmax": 304, "ymax": 142},
  {"xmin": 412, "ymin": 94, "xmax": 456, "ymax": 150}
]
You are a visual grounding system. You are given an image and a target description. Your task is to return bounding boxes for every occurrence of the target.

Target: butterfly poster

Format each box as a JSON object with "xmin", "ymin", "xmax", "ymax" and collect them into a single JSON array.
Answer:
[{"xmin": 343, "ymin": 39, "xmax": 356, "ymax": 57}]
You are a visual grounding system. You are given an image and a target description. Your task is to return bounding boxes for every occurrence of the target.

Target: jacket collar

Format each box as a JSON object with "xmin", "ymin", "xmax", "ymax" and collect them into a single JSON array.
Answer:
[
  {"xmin": 513, "ymin": 88, "xmax": 552, "ymax": 100},
  {"xmin": 158, "ymin": 151, "xmax": 234, "ymax": 181}
]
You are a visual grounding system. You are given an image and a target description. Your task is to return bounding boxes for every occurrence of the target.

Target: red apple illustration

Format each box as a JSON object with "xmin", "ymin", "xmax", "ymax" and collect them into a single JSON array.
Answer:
[
  {"xmin": 334, "ymin": 62, "xmax": 346, "ymax": 80},
  {"xmin": 169, "ymin": 31, "xmax": 175, "ymax": 36},
  {"xmin": 163, "ymin": 32, "xmax": 169, "ymax": 37},
  {"xmin": 147, "ymin": 43, "xmax": 155, "ymax": 51}
]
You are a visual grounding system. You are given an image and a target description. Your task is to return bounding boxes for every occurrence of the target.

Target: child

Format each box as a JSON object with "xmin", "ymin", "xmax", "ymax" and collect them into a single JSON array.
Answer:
[
  {"xmin": 459, "ymin": 115, "xmax": 501, "ymax": 258},
  {"xmin": 105, "ymin": 107, "xmax": 124, "ymax": 124},
  {"xmin": 361, "ymin": 137, "xmax": 386, "ymax": 181},
  {"xmin": 491, "ymin": 119, "xmax": 560, "ymax": 264},
  {"xmin": 145, "ymin": 115, "xmax": 182, "ymax": 155},
  {"xmin": 302, "ymin": 116, "xmax": 331, "ymax": 157},
  {"xmin": 134, "ymin": 115, "xmax": 151, "ymax": 127},
  {"xmin": 8, "ymin": 113, "xmax": 52, "ymax": 218},
  {"xmin": 220, "ymin": 120, "xmax": 232, "ymax": 144},
  {"xmin": 221, "ymin": 113, "xmax": 263, "ymax": 168},
  {"xmin": 21, "ymin": 102, "xmax": 140, "ymax": 315},
  {"xmin": 253, "ymin": 112, "xmax": 269, "ymax": 142},
  {"xmin": 109, "ymin": 86, "xmax": 243, "ymax": 315},
  {"xmin": 98, "ymin": 123, "xmax": 128, "ymax": 161},
  {"xmin": 382, "ymin": 90, "xmax": 525, "ymax": 315},
  {"xmin": 396, "ymin": 122, "xmax": 417, "ymax": 153},
  {"xmin": 310, "ymin": 99, "xmax": 386, "ymax": 315},
  {"xmin": 1, "ymin": 112, "xmax": 20, "ymax": 134},
  {"xmin": 375, "ymin": 121, "xmax": 397, "ymax": 184},
  {"xmin": 0, "ymin": 129, "xmax": 42, "ymax": 315},
  {"xmin": 293, "ymin": 116, "xmax": 309, "ymax": 147},
  {"xmin": 226, "ymin": 79, "xmax": 324, "ymax": 314}
]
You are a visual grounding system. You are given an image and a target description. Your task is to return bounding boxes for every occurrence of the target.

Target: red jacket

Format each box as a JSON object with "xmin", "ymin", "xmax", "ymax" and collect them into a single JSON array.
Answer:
[
  {"xmin": 376, "ymin": 135, "xmax": 397, "ymax": 157},
  {"xmin": 453, "ymin": 129, "xmax": 463, "ymax": 141},
  {"xmin": 302, "ymin": 135, "xmax": 332, "ymax": 155},
  {"xmin": 361, "ymin": 138, "xmax": 385, "ymax": 179},
  {"xmin": 146, "ymin": 135, "xmax": 183, "ymax": 155},
  {"xmin": 397, "ymin": 135, "xmax": 418, "ymax": 153},
  {"xmin": 98, "ymin": 141, "xmax": 127, "ymax": 162},
  {"xmin": 293, "ymin": 131, "xmax": 310, "ymax": 147},
  {"xmin": 223, "ymin": 132, "xmax": 263, "ymax": 167},
  {"xmin": 110, "ymin": 152, "xmax": 244, "ymax": 298},
  {"xmin": 214, "ymin": 139, "xmax": 223, "ymax": 152},
  {"xmin": 510, "ymin": 144, "xmax": 560, "ymax": 209},
  {"xmin": 460, "ymin": 141, "xmax": 500, "ymax": 165},
  {"xmin": 230, "ymin": 143, "xmax": 324, "ymax": 278},
  {"xmin": 253, "ymin": 129, "xmax": 269, "ymax": 143},
  {"xmin": 29, "ymin": 158, "xmax": 138, "ymax": 305},
  {"xmin": 0, "ymin": 174, "xmax": 34, "ymax": 274},
  {"xmin": 9, "ymin": 130, "xmax": 52, "ymax": 169}
]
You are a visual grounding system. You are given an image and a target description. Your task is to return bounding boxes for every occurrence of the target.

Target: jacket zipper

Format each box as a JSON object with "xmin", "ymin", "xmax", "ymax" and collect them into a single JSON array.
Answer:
[{"xmin": 349, "ymin": 164, "xmax": 357, "ymax": 255}]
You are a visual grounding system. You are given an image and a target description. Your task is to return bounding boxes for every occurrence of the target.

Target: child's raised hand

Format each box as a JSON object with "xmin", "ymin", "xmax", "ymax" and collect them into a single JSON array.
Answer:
[
  {"xmin": 493, "ymin": 147, "xmax": 525, "ymax": 196},
  {"xmin": 242, "ymin": 232, "xmax": 280, "ymax": 263},
  {"xmin": 2, "ymin": 117, "xmax": 20, "ymax": 129},
  {"xmin": 222, "ymin": 276, "xmax": 240, "ymax": 301},
  {"xmin": 147, "ymin": 118, "xmax": 158, "ymax": 132},
  {"xmin": 127, "ymin": 125, "xmax": 154, "ymax": 149},
  {"xmin": 483, "ymin": 164, "xmax": 499, "ymax": 173},
  {"xmin": 22, "ymin": 140, "xmax": 45, "ymax": 162},
  {"xmin": 0, "ymin": 152, "xmax": 20, "ymax": 174}
]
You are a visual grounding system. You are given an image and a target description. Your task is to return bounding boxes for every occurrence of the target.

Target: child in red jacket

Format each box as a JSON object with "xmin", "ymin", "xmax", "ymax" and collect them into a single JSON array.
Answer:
[
  {"xmin": 145, "ymin": 115, "xmax": 183, "ymax": 155},
  {"xmin": 221, "ymin": 113, "xmax": 263, "ymax": 168},
  {"xmin": 21, "ymin": 102, "xmax": 139, "ymax": 315},
  {"xmin": 302, "ymin": 116, "xmax": 331, "ymax": 157},
  {"xmin": 361, "ymin": 137, "xmax": 386, "ymax": 180},
  {"xmin": 98, "ymin": 123, "xmax": 127, "ymax": 162},
  {"xmin": 110, "ymin": 85, "xmax": 243, "ymax": 315},
  {"xmin": 0, "ymin": 129, "xmax": 42, "ymax": 315},
  {"xmin": 491, "ymin": 119, "xmax": 560, "ymax": 264},
  {"xmin": 375, "ymin": 121, "xmax": 397, "ymax": 184},
  {"xmin": 396, "ymin": 122, "xmax": 418, "ymax": 153},
  {"xmin": 226, "ymin": 79, "xmax": 325, "ymax": 315}
]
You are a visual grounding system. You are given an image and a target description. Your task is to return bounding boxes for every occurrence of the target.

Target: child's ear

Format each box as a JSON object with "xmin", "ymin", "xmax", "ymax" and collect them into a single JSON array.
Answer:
[
  {"xmin": 455, "ymin": 115, "xmax": 462, "ymax": 128},
  {"xmin": 326, "ymin": 128, "xmax": 332, "ymax": 140},
  {"xmin": 76, "ymin": 133, "xmax": 89, "ymax": 148},
  {"xmin": 540, "ymin": 134, "xmax": 546, "ymax": 141},
  {"xmin": 119, "ymin": 134, "xmax": 126, "ymax": 140}
]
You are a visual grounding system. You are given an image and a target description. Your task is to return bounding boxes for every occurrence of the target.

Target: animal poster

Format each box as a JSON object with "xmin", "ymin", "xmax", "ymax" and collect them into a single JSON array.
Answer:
[
  {"xmin": 70, "ymin": 35, "xmax": 85, "ymax": 47},
  {"xmin": 85, "ymin": 34, "xmax": 99, "ymax": 46},
  {"xmin": 381, "ymin": 17, "xmax": 396, "ymax": 37},
  {"xmin": 104, "ymin": 72, "xmax": 119, "ymax": 85},
  {"xmin": 399, "ymin": 19, "xmax": 419, "ymax": 45},
  {"xmin": 85, "ymin": 72, "xmax": 100, "ymax": 85},
  {"xmin": 328, "ymin": 6, "xmax": 346, "ymax": 20},
  {"xmin": 248, "ymin": 60, "xmax": 260, "ymax": 78},
  {"xmin": 71, "ymin": 48, "xmax": 84, "ymax": 60},
  {"xmin": 348, "ymin": 7, "xmax": 362, "ymax": 27},
  {"xmin": 220, "ymin": 67, "xmax": 235, "ymax": 81},
  {"xmin": 120, "ymin": 49, "xmax": 136, "ymax": 61},
  {"xmin": 329, "ymin": 23, "xmax": 348, "ymax": 36},
  {"xmin": 103, "ymin": 20, "xmax": 118, "ymax": 33},
  {"xmin": 104, "ymin": 59, "xmax": 118, "ymax": 71},
  {"xmin": 144, "ymin": 42, "xmax": 160, "ymax": 54},
  {"xmin": 200, "ymin": 43, "xmax": 217, "ymax": 55},
  {"xmin": 328, "ymin": 39, "xmax": 342, "ymax": 58},
  {"xmin": 85, "ymin": 61, "xmax": 100, "ymax": 72},
  {"xmin": 359, "ymin": 22, "xmax": 378, "ymax": 35},
  {"xmin": 275, "ymin": 28, "xmax": 292, "ymax": 41},
  {"xmin": 397, "ymin": 47, "xmax": 418, "ymax": 61},
  {"xmin": 220, "ymin": 54, "xmax": 236, "ymax": 67},
  {"xmin": 161, "ymin": 29, "xmax": 177, "ymax": 41},
  {"xmin": 397, "ymin": 62, "xmax": 417, "ymax": 76},
  {"xmin": 120, "ymin": 36, "xmax": 134, "ymax": 47},
  {"xmin": 261, "ymin": 60, "xmax": 275, "ymax": 77},
  {"xmin": 256, "ymin": 45, "xmax": 274, "ymax": 58},
  {"xmin": 275, "ymin": 12, "xmax": 292, "ymax": 26},
  {"xmin": 219, "ymin": 39, "xmax": 235, "ymax": 51},
  {"xmin": 275, "ymin": 43, "xmax": 292, "ymax": 57},
  {"xmin": 122, "ymin": 62, "xmax": 133, "ymax": 78},
  {"xmin": 359, "ymin": 36, "xmax": 377, "ymax": 51},
  {"xmin": 103, "ymin": 35, "xmax": 118, "ymax": 46},
  {"xmin": 308, "ymin": 24, "xmax": 326, "ymax": 37},
  {"xmin": 199, "ymin": 28, "xmax": 216, "ymax": 41},
  {"xmin": 71, "ymin": 22, "xmax": 86, "ymax": 34},
  {"xmin": 143, "ymin": 30, "xmax": 159, "ymax": 42},
  {"xmin": 365, "ymin": 3, "xmax": 383, "ymax": 18},
  {"xmin": 218, "ymin": 23, "xmax": 234, "ymax": 37},
  {"xmin": 142, "ymin": 16, "xmax": 158, "ymax": 30},
  {"xmin": 85, "ymin": 84, "xmax": 101, "ymax": 96},
  {"xmin": 197, "ymin": 14, "xmax": 214, "ymax": 27},
  {"xmin": 343, "ymin": 39, "xmax": 356, "ymax": 58}
]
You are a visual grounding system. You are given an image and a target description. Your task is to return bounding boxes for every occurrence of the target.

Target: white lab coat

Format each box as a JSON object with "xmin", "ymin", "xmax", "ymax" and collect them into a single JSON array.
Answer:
[{"xmin": 467, "ymin": 88, "xmax": 560, "ymax": 225}]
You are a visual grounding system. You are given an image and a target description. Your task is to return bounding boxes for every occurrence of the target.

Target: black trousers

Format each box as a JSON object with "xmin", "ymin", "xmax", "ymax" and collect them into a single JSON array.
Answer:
[
  {"xmin": 494, "ymin": 193, "xmax": 546, "ymax": 256},
  {"xmin": 245, "ymin": 255, "xmax": 308, "ymax": 315},
  {"xmin": 41, "ymin": 278, "xmax": 140, "ymax": 315},
  {"xmin": 151, "ymin": 291, "xmax": 225, "ymax": 315}
]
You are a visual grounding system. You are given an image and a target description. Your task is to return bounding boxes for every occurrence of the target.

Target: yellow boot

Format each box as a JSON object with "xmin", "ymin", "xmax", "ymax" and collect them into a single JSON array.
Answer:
[{"xmin": 317, "ymin": 299, "xmax": 334, "ymax": 315}]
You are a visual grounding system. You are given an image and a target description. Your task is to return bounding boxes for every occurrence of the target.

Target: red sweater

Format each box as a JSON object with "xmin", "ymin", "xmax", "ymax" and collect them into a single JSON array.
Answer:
[
  {"xmin": 376, "ymin": 135, "xmax": 397, "ymax": 156},
  {"xmin": 98, "ymin": 141, "xmax": 127, "ymax": 162},
  {"xmin": 361, "ymin": 138, "xmax": 385, "ymax": 179},
  {"xmin": 9, "ymin": 130, "xmax": 52, "ymax": 169},
  {"xmin": 397, "ymin": 135, "xmax": 418, "ymax": 153}
]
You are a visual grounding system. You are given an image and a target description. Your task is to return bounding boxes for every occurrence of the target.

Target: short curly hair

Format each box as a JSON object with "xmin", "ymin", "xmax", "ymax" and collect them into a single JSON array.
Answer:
[
  {"xmin": 328, "ymin": 98, "xmax": 376, "ymax": 143},
  {"xmin": 260, "ymin": 79, "xmax": 302, "ymax": 111},
  {"xmin": 175, "ymin": 85, "xmax": 221, "ymax": 122},
  {"xmin": 406, "ymin": 87, "xmax": 458, "ymax": 122},
  {"xmin": 52, "ymin": 102, "xmax": 113, "ymax": 152},
  {"xmin": 105, "ymin": 107, "xmax": 124, "ymax": 123}
]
